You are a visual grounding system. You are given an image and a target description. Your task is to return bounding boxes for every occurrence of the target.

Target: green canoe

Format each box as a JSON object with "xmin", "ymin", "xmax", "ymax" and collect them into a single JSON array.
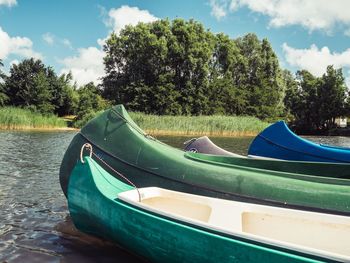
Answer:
[
  {"xmin": 68, "ymin": 156, "xmax": 349, "ymax": 263},
  {"xmin": 184, "ymin": 152, "xmax": 350, "ymax": 179},
  {"xmin": 60, "ymin": 105, "xmax": 350, "ymax": 215}
]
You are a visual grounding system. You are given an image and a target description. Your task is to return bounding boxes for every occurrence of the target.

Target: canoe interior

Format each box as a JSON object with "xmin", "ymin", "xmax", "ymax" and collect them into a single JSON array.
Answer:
[{"xmin": 119, "ymin": 187, "xmax": 350, "ymax": 259}]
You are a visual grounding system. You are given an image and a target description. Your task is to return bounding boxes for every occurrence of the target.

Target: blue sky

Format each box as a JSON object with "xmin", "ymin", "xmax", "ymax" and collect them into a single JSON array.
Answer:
[{"xmin": 1, "ymin": 0, "xmax": 350, "ymax": 87}]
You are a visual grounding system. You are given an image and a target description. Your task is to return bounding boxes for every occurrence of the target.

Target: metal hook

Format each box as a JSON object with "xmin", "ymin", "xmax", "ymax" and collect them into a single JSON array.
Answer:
[{"xmin": 80, "ymin": 143, "xmax": 93, "ymax": 163}]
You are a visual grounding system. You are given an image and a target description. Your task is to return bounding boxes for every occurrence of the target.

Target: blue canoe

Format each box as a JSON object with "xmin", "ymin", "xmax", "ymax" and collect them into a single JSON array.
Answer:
[{"xmin": 248, "ymin": 121, "xmax": 350, "ymax": 163}]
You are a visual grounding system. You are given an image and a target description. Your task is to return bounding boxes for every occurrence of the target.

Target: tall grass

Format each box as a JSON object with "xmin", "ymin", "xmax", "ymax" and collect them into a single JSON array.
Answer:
[
  {"xmin": 0, "ymin": 107, "xmax": 67, "ymax": 130},
  {"xmin": 129, "ymin": 112, "xmax": 270, "ymax": 136}
]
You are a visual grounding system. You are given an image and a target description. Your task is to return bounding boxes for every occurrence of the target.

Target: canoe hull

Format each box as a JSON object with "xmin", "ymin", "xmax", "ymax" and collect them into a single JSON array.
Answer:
[
  {"xmin": 68, "ymin": 158, "xmax": 330, "ymax": 263},
  {"xmin": 184, "ymin": 152, "xmax": 350, "ymax": 179},
  {"xmin": 60, "ymin": 106, "xmax": 350, "ymax": 215},
  {"xmin": 248, "ymin": 121, "xmax": 350, "ymax": 163}
]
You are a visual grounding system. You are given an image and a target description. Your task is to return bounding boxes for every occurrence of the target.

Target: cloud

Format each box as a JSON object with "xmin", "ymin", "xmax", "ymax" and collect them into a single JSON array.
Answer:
[
  {"xmin": 0, "ymin": 0, "xmax": 16, "ymax": 7},
  {"xmin": 62, "ymin": 38, "xmax": 73, "ymax": 49},
  {"xmin": 345, "ymin": 28, "xmax": 350, "ymax": 37},
  {"xmin": 282, "ymin": 43, "xmax": 350, "ymax": 87},
  {"xmin": 59, "ymin": 5, "xmax": 158, "ymax": 86},
  {"xmin": 209, "ymin": 0, "xmax": 227, "ymax": 20},
  {"xmin": 282, "ymin": 43, "xmax": 350, "ymax": 76},
  {"xmin": 211, "ymin": 0, "xmax": 350, "ymax": 33},
  {"xmin": 59, "ymin": 5, "xmax": 159, "ymax": 86},
  {"xmin": 0, "ymin": 27, "xmax": 42, "ymax": 60},
  {"xmin": 60, "ymin": 46, "xmax": 105, "ymax": 86},
  {"xmin": 106, "ymin": 5, "xmax": 158, "ymax": 34},
  {"xmin": 42, "ymin": 32, "xmax": 54, "ymax": 45}
]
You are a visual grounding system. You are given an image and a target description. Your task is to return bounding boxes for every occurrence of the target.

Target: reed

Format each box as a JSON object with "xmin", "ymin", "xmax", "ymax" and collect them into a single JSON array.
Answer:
[
  {"xmin": 129, "ymin": 112, "xmax": 269, "ymax": 136},
  {"xmin": 0, "ymin": 107, "xmax": 67, "ymax": 130}
]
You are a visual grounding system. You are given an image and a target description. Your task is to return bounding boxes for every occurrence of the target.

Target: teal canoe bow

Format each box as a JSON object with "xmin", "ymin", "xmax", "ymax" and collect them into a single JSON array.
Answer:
[
  {"xmin": 60, "ymin": 105, "xmax": 350, "ymax": 215},
  {"xmin": 68, "ymin": 156, "xmax": 349, "ymax": 263},
  {"xmin": 184, "ymin": 151, "xmax": 350, "ymax": 179}
]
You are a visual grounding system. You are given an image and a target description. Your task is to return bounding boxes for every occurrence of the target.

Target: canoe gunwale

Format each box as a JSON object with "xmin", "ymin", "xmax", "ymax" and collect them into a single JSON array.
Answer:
[{"xmin": 78, "ymin": 132, "xmax": 350, "ymax": 217}]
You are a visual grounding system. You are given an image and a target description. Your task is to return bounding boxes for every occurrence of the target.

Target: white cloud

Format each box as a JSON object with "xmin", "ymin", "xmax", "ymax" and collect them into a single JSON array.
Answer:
[
  {"xmin": 62, "ymin": 38, "xmax": 73, "ymax": 49},
  {"xmin": 209, "ymin": 0, "xmax": 227, "ymax": 20},
  {"xmin": 59, "ymin": 5, "xmax": 159, "ymax": 86},
  {"xmin": 282, "ymin": 43, "xmax": 350, "ymax": 76},
  {"xmin": 282, "ymin": 43, "xmax": 350, "ymax": 87},
  {"xmin": 106, "ymin": 5, "xmax": 158, "ymax": 34},
  {"xmin": 0, "ymin": 27, "xmax": 42, "ymax": 60},
  {"xmin": 0, "ymin": 0, "xmax": 16, "ymax": 7},
  {"xmin": 60, "ymin": 46, "xmax": 105, "ymax": 86},
  {"xmin": 211, "ymin": 0, "xmax": 350, "ymax": 33},
  {"xmin": 345, "ymin": 28, "xmax": 350, "ymax": 37},
  {"xmin": 59, "ymin": 5, "xmax": 158, "ymax": 86},
  {"xmin": 42, "ymin": 32, "xmax": 54, "ymax": 45}
]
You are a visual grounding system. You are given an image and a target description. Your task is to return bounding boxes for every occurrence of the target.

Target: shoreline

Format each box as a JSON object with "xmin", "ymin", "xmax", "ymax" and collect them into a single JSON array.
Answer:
[
  {"xmin": 0, "ymin": 126, "xmax": 79, "ymax": 132},
  {"xmin": 0, "ymin": 126, "xmax": 257, "ymax": 137}
]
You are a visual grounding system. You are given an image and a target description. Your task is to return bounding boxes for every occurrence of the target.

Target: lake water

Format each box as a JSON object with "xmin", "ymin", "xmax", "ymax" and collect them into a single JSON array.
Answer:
[{"xmin": 1, "ymin": 131, "xmax": 350, "ymax": 262}]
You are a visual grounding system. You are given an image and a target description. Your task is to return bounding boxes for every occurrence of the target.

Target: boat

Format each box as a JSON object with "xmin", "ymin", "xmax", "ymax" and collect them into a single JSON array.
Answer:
[
  {"xmin": 60, "ymin": 105, "xmax": 350, "ymax": 215},
  {"xmin": 184, "ymin": 136, "xmax": 244, "ymax": 157},
  {"xmin": 248, "ymin": 121, "xmax": 350, "ymax": 163},
  {"xmin": 68, "ymin": 154, "xmax": 350, "ymax": 263},
  {"xmin": 184, "ymin": 136, "xmax": 350, "ymax": 179}
]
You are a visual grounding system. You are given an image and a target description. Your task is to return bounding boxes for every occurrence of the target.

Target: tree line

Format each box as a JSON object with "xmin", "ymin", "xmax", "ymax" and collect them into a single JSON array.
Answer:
[
  {"xmin": 0, "ymin": 18, "xmax": 349, "ymax": 132},
  {"xmin": 0, "ymin": 58, "xmax": 107, "ymax": 125}
]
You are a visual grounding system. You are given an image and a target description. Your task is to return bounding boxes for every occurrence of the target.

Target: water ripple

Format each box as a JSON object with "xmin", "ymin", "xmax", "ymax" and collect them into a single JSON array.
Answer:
[{"xmin": 0, "ymin": 131, "xmax": 143, "ymax": 262}]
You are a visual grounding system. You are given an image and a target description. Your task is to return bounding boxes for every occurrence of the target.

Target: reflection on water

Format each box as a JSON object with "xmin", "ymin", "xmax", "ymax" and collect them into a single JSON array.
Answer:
[{"xmin": 0, "ymin": 131, "xmax": 349, "ymax": 262}]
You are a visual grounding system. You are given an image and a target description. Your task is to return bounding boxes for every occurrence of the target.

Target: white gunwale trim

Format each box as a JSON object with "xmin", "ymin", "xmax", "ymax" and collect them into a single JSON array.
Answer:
[{"xmin": 118, "ymin": 187, "xmax": 350, "ymax": 262}]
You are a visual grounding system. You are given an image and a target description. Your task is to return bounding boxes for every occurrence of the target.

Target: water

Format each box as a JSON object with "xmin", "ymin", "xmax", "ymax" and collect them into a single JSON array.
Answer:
[{"xmin": 0, "ymin": 131, "xmax": 349, "ymax": 262}]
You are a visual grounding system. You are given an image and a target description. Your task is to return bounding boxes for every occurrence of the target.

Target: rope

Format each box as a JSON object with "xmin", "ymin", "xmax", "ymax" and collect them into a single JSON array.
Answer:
[{"xmin": 80, "ymin": 143, "xmax": 142, "ymax": 202}]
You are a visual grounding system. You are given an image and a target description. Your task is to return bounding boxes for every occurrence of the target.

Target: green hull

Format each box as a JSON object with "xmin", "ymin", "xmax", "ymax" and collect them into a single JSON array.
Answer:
[
  {"xmin": 60, "ymin": 105, "xmax": 350, "ymax": 215},
  {"xmin": 68, "ymin": 157, "xmax": 334, "ymax": 263},
  {"xmin": 185, "ymin": 152, "xmax": 350, "ymax": 179}
]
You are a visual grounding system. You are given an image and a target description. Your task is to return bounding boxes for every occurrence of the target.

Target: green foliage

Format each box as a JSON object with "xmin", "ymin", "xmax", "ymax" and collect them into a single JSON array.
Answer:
[
  {"xmin": 129, "ymin": 112, "xmax": 270, "ymax": 135},
  {"xmin": 0, "ymin": 59, "xmax": 8, "ymax": 106},
  {"xmin": 72, "ymin": 82, "xmax": 109, "ymax": 128},
  {"xmin": 284, "ymin": 66, "xmax": 348, "ymax": 132},
  {"xmin": 71, "ymin": 108, "xmax": 269, "ymax": 134},
  {"xmin": 103, "ymin": 19, "xmax": 285, "ymax": 119},
  {"xmin": 0, "ymin": 107, "xmax": 66, "ymax": 129},
  {"xmin": 3, "ymin": 58, "xmax": 80, "ymax": 116}
]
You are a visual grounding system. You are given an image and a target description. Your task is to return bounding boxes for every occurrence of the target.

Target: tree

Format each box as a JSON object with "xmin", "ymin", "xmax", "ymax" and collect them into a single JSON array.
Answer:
[
  {"xmin": 103, "ymin": 19, "xmax": 215, "ymax": 115},
  {"xmin": 3, "ymin": 58, "xmax": 80, "ymax": 115},
  {"xmin": 102, "ymin": 19, "xmax": 286, "ymax": 118},
  {"xmin": 31, "ymin": 71, "xmax": 54, "ymax": 113},
  {"xmin": 50, "ymin": 72, "xmax": 79, "ymax": 116},
  {"xmin": 318, "ymin": 65, "xmax": 347, "ymax": 129},
  {"xmin": 284, "ymin": 66, "xmax": 348, "ymax": 132},
  {"xmin": 5, "ymin": 58, "xmax": 55, "ymax": 113},
  {"xmin": 235, "ymin": 34, "xmax": 284, "ymax": 118},
  {"xmin": 0, "ymin": 59, "xmax": 8, "ymax": 106},
  {"xmin": 76, "ymin": 82, "xmax": 106, "ymax": 117}
]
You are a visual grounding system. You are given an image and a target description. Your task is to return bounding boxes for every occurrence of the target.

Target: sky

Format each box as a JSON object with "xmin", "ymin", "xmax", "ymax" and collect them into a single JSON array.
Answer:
[{"xmin": 1, "ymin": 0, "xmax": 350, "ymax": 87}]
